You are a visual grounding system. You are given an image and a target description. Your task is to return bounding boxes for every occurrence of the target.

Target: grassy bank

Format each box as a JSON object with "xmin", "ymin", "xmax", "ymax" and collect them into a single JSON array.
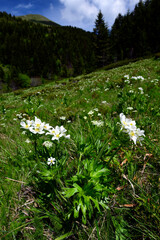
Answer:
[{"xmin": 0, "ymin": 57, "xmax": 160, "ymax": 239}]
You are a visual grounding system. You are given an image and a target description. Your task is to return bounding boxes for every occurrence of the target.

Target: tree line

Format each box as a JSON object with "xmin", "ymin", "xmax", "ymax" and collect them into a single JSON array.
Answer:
[
  {"xmin": 0, "ymin": 0, "xmax": 159, "ymax": 90},
  {"xmin": 94, "ymin": 0, "xmax": 160, "ymax": 66}
]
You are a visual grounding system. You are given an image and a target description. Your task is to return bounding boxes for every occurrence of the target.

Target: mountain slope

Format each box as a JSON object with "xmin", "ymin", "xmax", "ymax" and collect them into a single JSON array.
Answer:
[{"xmin": 16, "ymin": 14, "xmax": 60, "ymax": 27}]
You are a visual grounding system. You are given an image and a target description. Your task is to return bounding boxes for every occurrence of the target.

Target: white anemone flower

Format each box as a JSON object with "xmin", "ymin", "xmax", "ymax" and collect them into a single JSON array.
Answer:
[
  {"xmin": 128, "ymin": 130, "xmax": 138, "ymax": 144},
  {"xmin": 119, "ymin": 113, "xmax": 136, "ymax": 131},
  {"xmin": 33, "ymin": 116, "xmax": 45, "ymax": 128},
  {"xmin": 29, "ymin": 126, "xmax": 45, "ymax": 134},
  {"xmin": 43, "ymin": 123, "xmax": 52, "ymax": 131},
  {"xmin": 59, "ymin": 126, "xmax": 67, "ymax": 135},
  {"xmin": 91, "ymin": 120, "xmax": 104, "ymax": 127},
  {"xmin": 43, "ymin": 141, "xmax": 53, "ymax": 148},
  {"xmin": 135, "ymin": 128, "xmax": 145, "ymax": 145},
  {"xmin": 46, "ymin": 127, "xmax": 56, "ymax": 136},
  {"xmin": 20, "ymin": 120, "xmax": 33, "ymax": 130},
  {"xmin": 60, "ymin": 116, "xmax": 66, "ymax": 120},
  {"xmin": 119, "ymin": 113, "xmax": 145, "ymax": 145},
  {"xmin": 51, "ymin": 127, "xmax": 63, "ymax": 141},
  {"xmin": 88, "ymin": 110, "xmax": 94, "ymax": 115},
  {"xmin": 47, "ymin": 157, "xmax": 56, "ymax": 166}
]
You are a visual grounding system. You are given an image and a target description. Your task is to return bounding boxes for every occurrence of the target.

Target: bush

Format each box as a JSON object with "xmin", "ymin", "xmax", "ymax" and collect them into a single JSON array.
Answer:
[{"xmin": 18, "ymin": 73, "xmax": 31, "ymax": 88}]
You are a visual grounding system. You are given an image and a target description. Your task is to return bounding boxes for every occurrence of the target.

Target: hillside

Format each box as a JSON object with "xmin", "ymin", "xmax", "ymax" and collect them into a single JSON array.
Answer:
[
  {"xmin": 16, "ymin": 14, "xmax": 60, "ymax": 27},
  {"xmin": 0, "ymin": 57, "xmax": 160, "ymax": 239}
]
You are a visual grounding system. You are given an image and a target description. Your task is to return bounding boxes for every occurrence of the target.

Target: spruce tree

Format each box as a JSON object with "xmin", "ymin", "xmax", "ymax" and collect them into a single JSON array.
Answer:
[{"xmin": 93, "ymin": 10, "xmax": 109, "ymax": 67}]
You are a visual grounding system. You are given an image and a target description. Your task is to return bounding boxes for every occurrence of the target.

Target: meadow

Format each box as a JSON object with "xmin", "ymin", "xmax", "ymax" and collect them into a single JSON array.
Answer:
[{"xmin": 0, "ymin": 57, "xmax": 160, "ymax": 239}]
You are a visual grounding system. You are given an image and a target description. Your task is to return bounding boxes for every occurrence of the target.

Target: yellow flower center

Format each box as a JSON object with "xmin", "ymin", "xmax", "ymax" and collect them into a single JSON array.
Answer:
[
  {"xmin": 130, "ymin": 131, "xmax": 135, "ymax": 137},
  {"xmin": 36, "ymin": 123, "xmax": 41, "ymax": 127},
  {"xmin": 123, "ymin": 121, "xmax": 127, "ymax": 125},
  {"xmin": 56, "ymin": 134, "xmax": 60, "ymax": 138}
]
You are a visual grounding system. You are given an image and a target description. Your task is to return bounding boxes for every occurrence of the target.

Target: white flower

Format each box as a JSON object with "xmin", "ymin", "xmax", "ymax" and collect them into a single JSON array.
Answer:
[
  {"xmin": 127, "ymin": 107, "xmax": 133, "ymax": 110},
  {"xmin": 88, "ymin": 110, "xmax": 94, "ymax": 115},
  {"xmin": 135, "ymin": 128, "xmax": 145, "ymax": 145},
  {"xmin": 131, "ymin": 76, "xmax": 138, "ymax": 80},
  {"xmin": 102, "ymin": 101, "xmax": 107, "ymax": 104},
  {"xmin": 65, "ymin": 134, "xmax": 70, "ymax": 139},
  {"xmin": 119, "ymin": 113, "xmax": 136, "ymax": 132},
  {"xmin": 43, "ymin": 123, "xmax": 52, "ymax": 131},
  {"xmin": 20, "ymin": 120, "xmax": 33, "ymax": 130},
  {"xmin": 83, "ymin": 116, "xmax": 87, "ymax": 120},
  {"xmin": 129, "ymin": 90, "xmax": 134, "ymax": 93},
  {"xmin": 124, "ymin": 79, "xmax": 130, "ymax": 84},
  {"xmin": 46, "ymin": 127, "xmax": 56, "ymax": 136},
  {"xmin": 51, "ymin": 126, "xmax": 64, "ymax": 141},
  {"xmin": 59, "ymin": 126, "xmax": 67, "ymax": 135},
  {"xmin": 128, "ymin": 130, "xmax": 138, "ymax": 144},
  {"xmin": 43, "ymin": 141, "xmax": 53, "ymax": 148},
  {"xmin": 91, "ymin": 120, "xmax": 104, "ymax": 127},
  {"xmin": 47, "ymin": 157, "xmax": 56, "ymax": 166},
  {"xmin": 33, "ymin": 116, "xmax": 45, "ymax": 128},
  {"xmin": 119, "ymin": 113, "xmax": 145, "ymax": 145},
  {"xmin": 29, "ymin": 126, "xmax": 45, "ymax": 134},
  {"xmin": 138, "ymin": 87, "xmax": 144, "ymax": 94},
  {"xmin": 124, "ymin": 74, "xmax": 129, "ymax": 79},
  {"xmin": 60, "ymin": 116, "xmax": 66, "ymax": 120},
  {"xmin": 25, "ymin": 139, "xmax": 31, "ymax": 143}
]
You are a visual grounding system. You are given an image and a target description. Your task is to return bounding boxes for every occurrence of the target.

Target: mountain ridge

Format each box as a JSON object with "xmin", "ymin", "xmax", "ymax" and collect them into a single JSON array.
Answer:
[{"xmin": 16, "ymin": 14, "xmax": 60, "ymax": 27}]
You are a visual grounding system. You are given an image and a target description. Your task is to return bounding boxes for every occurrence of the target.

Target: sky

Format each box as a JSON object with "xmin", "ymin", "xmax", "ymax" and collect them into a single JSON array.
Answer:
[{"xmin": 0, "ymin": 0, "xmax": 140, "ymax": 31}]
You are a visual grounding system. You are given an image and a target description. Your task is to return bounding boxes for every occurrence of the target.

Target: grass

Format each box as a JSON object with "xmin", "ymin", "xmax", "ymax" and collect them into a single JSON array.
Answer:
[
  {"xmin": 16, "ymin": 14, "xmax": 60, "ymax": 27},
  {"xmin": 0, "ymin": 57, "xmax": 160, "ymax": 239}
]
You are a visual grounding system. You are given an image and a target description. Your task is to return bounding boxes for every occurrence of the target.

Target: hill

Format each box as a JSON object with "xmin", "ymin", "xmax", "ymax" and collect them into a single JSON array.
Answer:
[
  {"xmin": 0, "ymin": 57, "xmax": 160, "ymax": 239},
  {"xmin": 16, "ymin": 14, "xmax": 60, "ymax": 27}
]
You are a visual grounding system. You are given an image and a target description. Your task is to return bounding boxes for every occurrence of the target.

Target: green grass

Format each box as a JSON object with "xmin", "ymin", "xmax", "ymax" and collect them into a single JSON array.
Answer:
[
  {"xmin": 16, "ymin": 14, "xmax": 60, "ymax": 27},
  {"xmin": 0, "ymin": 57, "xmax": 160, "ymax": 239}
]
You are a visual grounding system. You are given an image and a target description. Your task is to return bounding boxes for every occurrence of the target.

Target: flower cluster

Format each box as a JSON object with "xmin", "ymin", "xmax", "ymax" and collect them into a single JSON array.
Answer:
[
  {"xmin": 120, "ymin": 113, "xmax": 145, "ymax": 145},
  {"xmin": 20, "ymin": 116, "xmax": 70, "ymax": 141},
  {"xmin": 91, "ymin": 120, "xmax": 104, "ymax": 127}
]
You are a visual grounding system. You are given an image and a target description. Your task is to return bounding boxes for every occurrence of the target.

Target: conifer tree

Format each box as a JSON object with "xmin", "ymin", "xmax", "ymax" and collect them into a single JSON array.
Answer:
[{"xmin": 93, "ymin": 10, "xmax": 109, "ymax": 67}]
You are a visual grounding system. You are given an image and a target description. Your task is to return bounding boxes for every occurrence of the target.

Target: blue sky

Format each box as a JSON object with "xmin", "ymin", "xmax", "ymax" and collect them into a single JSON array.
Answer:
[{"xmin": 0, "ymin": 0, "xmax": 140, "ymax": 31}]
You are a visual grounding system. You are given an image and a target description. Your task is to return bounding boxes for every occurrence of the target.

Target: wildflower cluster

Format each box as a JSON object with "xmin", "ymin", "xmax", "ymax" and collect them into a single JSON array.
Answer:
[
  {"xmin": 20, "ymin": 116, "xmax": 70, "ymax": 141},
  {"xmin": 120, "ymin": 113, "xmax": 145, "ymax": 145}
]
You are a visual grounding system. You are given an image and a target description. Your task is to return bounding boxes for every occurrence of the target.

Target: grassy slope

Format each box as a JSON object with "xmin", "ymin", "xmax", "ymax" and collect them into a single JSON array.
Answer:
[
  {"xmin": 16, "ymin": 14, "xmax": 60, "ymax": 27},
  {"xmin": 0, "ymin": 57, "xmax": 160, "ymax": 239}
]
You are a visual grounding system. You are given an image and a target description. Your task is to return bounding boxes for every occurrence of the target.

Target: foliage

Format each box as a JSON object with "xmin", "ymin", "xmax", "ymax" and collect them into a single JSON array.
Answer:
[
  {"xmin": 0, "ymin": 57, "xmax": 160, "ymax": 239},
  {"xmin": 18, "ymin": 73, "xmax": 31, "ymax": 88}
]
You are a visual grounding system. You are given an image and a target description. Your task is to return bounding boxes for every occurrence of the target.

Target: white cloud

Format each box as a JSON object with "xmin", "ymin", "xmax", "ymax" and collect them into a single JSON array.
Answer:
[
  {"xmin": 59, "ymin": 0, "xmax": 98, "ymax": 28},
  {"xmin": 58, "ymin": 0, "xmax": 140, "ymax": 30},
  {"xmin": 15, "ymin": 3, "xmax": 33, "ymax": 9},
  {"xmin": 127, "ymin": 0, "xmax": 140, "ymax": 10},
  {"xmin": 44, "ymin": 0, "xmax": 140, "ymax": 31}
]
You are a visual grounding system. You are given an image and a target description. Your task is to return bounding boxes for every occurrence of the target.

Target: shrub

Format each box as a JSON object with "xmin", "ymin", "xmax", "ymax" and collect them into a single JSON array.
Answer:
[{"xmin": 18, "ymin": 73, "xmax": 31, "ymax": 88}]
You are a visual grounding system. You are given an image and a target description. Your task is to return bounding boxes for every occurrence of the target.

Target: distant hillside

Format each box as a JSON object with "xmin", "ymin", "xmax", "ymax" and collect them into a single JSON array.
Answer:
[{"xmin": 16, "ymin": 14, "xmax": 60, "ymax": 27}]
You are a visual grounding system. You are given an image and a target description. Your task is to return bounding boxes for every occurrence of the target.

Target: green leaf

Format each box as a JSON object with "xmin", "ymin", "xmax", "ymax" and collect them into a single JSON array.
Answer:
[
  {"xmin": 55, "ymin": 232, "xmax": 73, "ymax": 240},
  {"xmin": 62, "ymin": 187, "xmax": 78, "ymax": 198},
  {"xmin": 73, "ymin": 183, "xmax": 83, "ymax": 193},
  {"xmin": 91, "ymin": 168, "xmax": 110, "ymax": 178},
  {"xmin": 99, "ymin": 201, "xmax": 109, "ymax": 209}
]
